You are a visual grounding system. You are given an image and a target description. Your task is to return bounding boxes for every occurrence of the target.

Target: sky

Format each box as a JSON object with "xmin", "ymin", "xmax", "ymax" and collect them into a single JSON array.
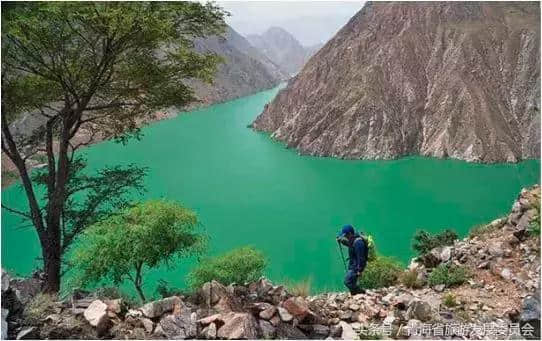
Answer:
[{"xmin": 216, "ymin": 1, "xmax": 365, "ymax": 46}]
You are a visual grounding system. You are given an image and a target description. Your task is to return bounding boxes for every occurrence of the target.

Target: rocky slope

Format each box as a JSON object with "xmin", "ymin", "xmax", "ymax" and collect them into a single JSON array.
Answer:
[
  {"xmin": 253, "ymin": 2, "xmax": 541, "ymax": 163},
  {"xmin": 185, "ymin": 26, "xmax": 287, "ymax": 108},
  {"xmin": 247, "ymin": 27, "xmax": 316, "ymax": 76},
  {"xmin": 2, "ymin": 185, "xmax": 540, "ymax": 339}
]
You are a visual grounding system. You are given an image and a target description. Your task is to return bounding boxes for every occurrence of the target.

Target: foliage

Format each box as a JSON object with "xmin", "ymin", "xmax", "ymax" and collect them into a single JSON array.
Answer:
[
  {"xmin": 2, "ymin": 170, "xmax": 18, "ymax": 183},
  {"xmin": 187, "ymin": 246, "xmax": 267, "ymax": 289},
  {"xmin": 359, "ymin": 256, "xmax": 402, "ymax": 289},
  {"xmin": 399, "ymin": 269, "xmax": 423, "ymax": 289},
  {"xmin": 72, "ymin": 200, "xmax": 206, "ymax": 301},
  {"xmin": 412, "ymin": 229, "xmax": 458, "ymax": 256},
  {"xmin": 428, "ymin": 264, "xmax": 469, "ymax": 287},
  {"xmin": 443, "ymin": 293, "xmax": 458, "ymax": 307},
  {"xmin": 529, "ymin": 199, "xmax": 540, "ymax": 236},
  {"xmin": 1, "ymin": 1, "xmax": 227, "ymax": 292},
  {"xmin": 286, "ymin": 277, "xmax": 312, "ymax": 297},
  {"xmin": 23, "ymin": 293, "xmax": 57, "ymax": 325}
]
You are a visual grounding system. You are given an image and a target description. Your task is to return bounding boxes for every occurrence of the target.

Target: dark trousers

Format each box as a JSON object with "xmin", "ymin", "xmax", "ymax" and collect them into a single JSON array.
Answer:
[{"xmin": 344, "ymin": 269, "xmax": 362, "ymax": 294}]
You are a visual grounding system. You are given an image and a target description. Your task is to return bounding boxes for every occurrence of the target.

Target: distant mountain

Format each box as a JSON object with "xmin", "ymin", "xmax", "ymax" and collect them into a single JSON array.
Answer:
[
  {"xmin": 185, "ymin": 26, "xmax": 288, "ymax": 108},
  {"xmin": 253, "ymin": 2, "xmax": 540, "ymax": 163},
  {"xmin": 247, "ymin": 27, "xmax": 311, "ymax": 76}
]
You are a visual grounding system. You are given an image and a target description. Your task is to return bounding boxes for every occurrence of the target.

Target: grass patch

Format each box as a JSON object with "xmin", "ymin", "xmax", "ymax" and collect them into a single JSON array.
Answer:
[
  {"xmin": 442, "ymin": 293, "xmax": 457, "ymax": 307},
  {"xmin": 399, "ymin": 269, "xmax": 423, "ymax": 289},
  {"xmin": 428, "ymin": 264, "xmax": 469, "ymax": 287},
  {"xmin": 24, "ymin": 293, "xmax": 57, "ymax": 325},
  {"xmin": 359, "ymin": 256, "xmax": 403, "ymax": 289},
  {"xmin": 285, "ymin": 277, "xmax": 312, "ymax": 297},
  {"xmin": 412, "ymin": 229, "xmax": 458, "ymax": 256}
]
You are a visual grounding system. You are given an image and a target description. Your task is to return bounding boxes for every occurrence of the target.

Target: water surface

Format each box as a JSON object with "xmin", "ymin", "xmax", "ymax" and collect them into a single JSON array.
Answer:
[{"xmin": 2, "ymin": 86, "xmax": 540, "ymax": 296}]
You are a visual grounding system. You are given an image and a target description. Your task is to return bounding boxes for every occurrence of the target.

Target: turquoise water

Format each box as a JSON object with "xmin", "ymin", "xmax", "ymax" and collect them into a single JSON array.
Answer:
[{"xmin": 1, "ymin": 86, "xmax": 540, "ymax": 297}]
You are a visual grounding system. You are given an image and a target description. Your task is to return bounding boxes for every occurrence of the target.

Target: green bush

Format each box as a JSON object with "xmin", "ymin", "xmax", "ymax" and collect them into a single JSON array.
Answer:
[
  {"xmin": 359, "ymin": 256, "xmax": 402, "ymax": 289},
  {"xmin": 399, "ymin": 269, "xmax": 423, "ymax": 289},
  {"xmin": 187, "ymin": 246, "xmax": 267, "ymax": 289},
  {"xmin": 428, "ymin": 264, "xmax": 469, "ymax": 287},
  {"xmin": 529, "ymin": 199, "xmax": 540, "ymax": 236},
  {"xmin": 412, "ymin": 229, "xmax": 458, "ymax": 255}
]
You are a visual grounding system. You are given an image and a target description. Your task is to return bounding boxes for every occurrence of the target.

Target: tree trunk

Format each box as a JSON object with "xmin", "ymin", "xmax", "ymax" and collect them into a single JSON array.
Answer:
[
  {"xmin": 42, "ymin": 238, "xmax": 61, "ymax": 293},
  {"xmin": 135, "ymin": 283, "xmax": 146, "ymax": 302}
]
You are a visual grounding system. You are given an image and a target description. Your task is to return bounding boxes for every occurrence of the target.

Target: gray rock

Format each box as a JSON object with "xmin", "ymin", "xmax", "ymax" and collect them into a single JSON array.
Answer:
[
  {"xmin": 433, "ymin": 284, "xmax": 445, "ymax": 292},
  {"xmin": 216, "ymin": 312, "xmax": 258, "ymax": 339},
  {"xmin": 338, "ymin": 321, "xmax": 358, "ymax": 340},
  {"xmin": 276, "ymin": 322, "xmax": 307, "ymax": 339},
  {"xmin": 278, "ymin": 306, "xmax": 293, "ymax": 322},
  {"xmin": 159, "ymin": 312, "xmax": 197, "ymax": 339},
  {"xmin": 16, "ymin": 327, "xmax": 38, "ymax": 340},
  {"xmin": 501, "ymin": 268, "xmax": 512, "ymax": 280},
  {"xmin": 259, "ymin": 306, "xmax": 277, "ymax": 320},
  {"xmin": 140, "ymin": 296, "xmax": 180, "ymax": 318},
  {"xmin": 1, "ymin": 269, "xmax": 10, "ymax": 293},
  {"xmin": 201, "ymin": 322, "xmax": 217, "ymax": 339},
  {"xmin": 83, "ymin": 300, "xmax": 108, "ymax": 327},
  {"xmin": 440, "ymin": 246, "xmax": 453, "ymax": 262},
  {"xmin": 140, "ymin": 317, "xmax": 154, "ymax": 334},
  {"xmin": 488, "ymin": 242, "xmax": 504, "ymax": 257},
  {"xmin": 2, "ymin": 308, "xmax": 8, "ymax": 340},
  {"xmin": 520, "ymin": 296, "xmax": 540, "ymax": 339},
  {"xmin": 258, "ymin": 319, "xmax": 276, "ymax": 339},
  {"xmin": 330, "ymin": 324, "xmax": 342, "ymax": 337},
  {"xmin": 406, "ymin": 300, "xmax": 433, "ymax": 322}
]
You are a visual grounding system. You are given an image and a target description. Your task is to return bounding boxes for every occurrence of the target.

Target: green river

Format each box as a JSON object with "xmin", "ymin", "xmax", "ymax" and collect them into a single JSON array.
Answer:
[{"xmin": 1, "ymin": 86, "xmax": 540, "ymax": 297}]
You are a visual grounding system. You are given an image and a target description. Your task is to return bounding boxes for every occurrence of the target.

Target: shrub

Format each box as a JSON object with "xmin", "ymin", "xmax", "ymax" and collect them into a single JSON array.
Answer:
[
  {"xmin": 72, "ymin": 200, "xmax": 206, "ymax": 302},
  {"xmin": 399, "ymin": 269, "xmax": 423, "ymax": 289},
  {"xmin": 359, "ymin": 256, "xmax": 402, "ymax": 289},
  {"xmin": 24, "ymin": 293, "xmax": 57, "ymax": 325},
  {"xmin": 428, "ymin": 264, "xmax": 469, "ymax": 287},
  {"xmin": 443, "ymin": 293, "xmax": 457, "ymax": 307},
  {"xmin": 412, "ymin": 229, "xmax": 458, "ymax": 255},
  {"xmin": 286, "ymin": 277, "xmax": 312, "ymax": 297},
  {"xmin": 187, "ymin": 246, "xmax": 267, "ymax": 289},
  {"xmin": 529, "ymin": 199, "xmax": 541, "ymax": 237}
]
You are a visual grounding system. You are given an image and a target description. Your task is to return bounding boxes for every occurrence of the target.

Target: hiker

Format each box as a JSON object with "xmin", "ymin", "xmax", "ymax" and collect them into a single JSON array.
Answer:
[{"xmin": 336, "ymin": 224, "xmax": 368, "ymax": 295}]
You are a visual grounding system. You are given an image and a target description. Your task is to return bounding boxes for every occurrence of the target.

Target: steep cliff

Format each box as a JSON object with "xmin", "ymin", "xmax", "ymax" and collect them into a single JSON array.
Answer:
[
  {"xmin": 247, "ymin": 27, "xmax": 312, "ymax": 76},
  {"xmin": 186, "ymin": 26, "xmax": 287, "ymax": 107},
  {"xmin": 253, "ymin": 2, "xmax": 541, "ymax": 163}
]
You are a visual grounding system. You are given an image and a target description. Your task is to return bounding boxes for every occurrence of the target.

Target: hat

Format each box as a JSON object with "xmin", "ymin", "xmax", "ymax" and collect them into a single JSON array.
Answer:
[{"xmin": 338, "ymin": 224, "xmax": 355, "ymax": 238}]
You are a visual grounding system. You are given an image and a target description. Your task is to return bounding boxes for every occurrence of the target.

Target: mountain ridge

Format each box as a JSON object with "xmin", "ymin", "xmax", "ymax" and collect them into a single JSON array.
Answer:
[{"xmin": 253, "ymin": 2, "xmax": 541, "ymax": 163}]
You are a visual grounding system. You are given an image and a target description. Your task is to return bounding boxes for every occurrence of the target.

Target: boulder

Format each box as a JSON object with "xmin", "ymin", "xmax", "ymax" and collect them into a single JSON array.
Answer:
[
  {"xmin": 197, "ymin": 313, "xmax": 223, "ymax": 326},
  {"xmin": 298, "ymin": 324, "xmax": 330, "ymax": 339},
  {"xmin": 330, "ymin": 324, "xmax": 342, "ymax": 338},
  {"xmin": 520, "ymin": 296, "xmax": 541, "ymax": 339},
  {"xmin": 104, "ymin": 299, "xmax": 122, "ymax": 315},
  {"xmin": 277, "ymin": 306, "xmax": 293, "ymax": 322},
  {"xmin": 440, "ymin": 246, "xmax": 453, "ymax": 262},
  {"xmin": 406, "ymin": 300, "xmax": 433, "ymax": 322},
  {"xmin": 282, "ymin": 296, "xmax": 310, "ymax": 320},
  {"xmin": 1, "ymin": 308, "xmax": 8, "ymax": 340},
  {"xmin": 216, "ymin": 312, "xmax": 258, "ymax": 339},
  {"xmin": 259, "ymin": 306, "xmax": 277, "ymax": 320},
  {"xmin": 140, "ymin": 296, "xmax": 180, "ymax": 318},
  {"xmin": 159, "ymin": 312, "xmax": 197, "ymax": 339},
  {"xmin": 83, "ymin": 300, "xmax": 109, "ymax": 327},
  {"xmin": 433, "ymin": 284, "xmax": 445, "ymax": 292},
  {"xmin": 201, "ymin": 322, "xmax": 217, "ymax": 339},
  {"xmin": 487, "ymin": 242, "xmax": 504, "ymax": 257},
  {"xmin": 338, "ymin": 321, "xmax": 358, "ymax": 340},
  {"xmin": 16, "ymin": 327, "xmax": 38, "ymax": 340},
  {"xmin": 421, "ymin": 249, "xmax": 441, "ymax": 268},
  {"xmin": 140, "ymin": 317, "xmax": 154, "ymax": 334},
  {"xmin": 201, "ymin": 281, "xmax": 231, "ymax": 305},
  {"xmin": 1, "ymin": 269, "xmax": 10, "ymax": 293},
  {"xmin": 10, "ymin": 274, "xmax": 42, "ymax": 304},
  {"xmin": 276, "ymin": 322, "xmax": 307, "ymax": 339},
  {"xmin": 258, "ymin": 319, "xmax": 276, "ymax": 339},
  {"xmin": 500, "ymin": 268, "xmax": 512, "ymax": 280}
]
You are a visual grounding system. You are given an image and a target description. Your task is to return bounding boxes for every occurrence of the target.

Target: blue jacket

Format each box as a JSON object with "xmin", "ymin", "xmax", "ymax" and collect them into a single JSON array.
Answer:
[{"xmin": 348, "ymin": 234, "xmax": 368, "ymax": 272}]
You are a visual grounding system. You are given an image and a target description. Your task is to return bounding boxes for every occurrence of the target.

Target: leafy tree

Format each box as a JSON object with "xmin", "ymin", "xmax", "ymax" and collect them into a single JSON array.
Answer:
[
  {"xmin": 1, "ymin": 2, "xmax": 227, "ymax": 292},
  {"xmin": 187, "ymin": 246, "xmax": 267, "ymax": 289},
  {"xmin": 412, "ymin": 229, "xmax": 458, "ymax": 256},
  {"xmin": 72, "ymin": 200, "xmax": 206, "ymax": 301}
]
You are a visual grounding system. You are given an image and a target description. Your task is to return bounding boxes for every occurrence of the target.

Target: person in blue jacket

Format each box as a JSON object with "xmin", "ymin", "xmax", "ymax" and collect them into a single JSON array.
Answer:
[{"xmin": 337, "ymin": 224, "xmax": 368, "ymax": 295}]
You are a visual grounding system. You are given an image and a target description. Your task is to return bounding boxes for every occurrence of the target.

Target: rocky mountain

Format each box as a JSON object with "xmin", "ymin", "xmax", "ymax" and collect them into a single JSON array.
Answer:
[
  {"xmin": 2, "ymin": 185, "xmax": 540, "ymax": 339},
  {"xmin": 253, "ymin": 2, "xmax": 541, "ymax": 163},
  {"xmin": 184, "ymin": 26, "xmax": 288, "ymax": 108},
  {"xmin": 247, "ymin": 27, "xmax": 312, "ymax": 76}
]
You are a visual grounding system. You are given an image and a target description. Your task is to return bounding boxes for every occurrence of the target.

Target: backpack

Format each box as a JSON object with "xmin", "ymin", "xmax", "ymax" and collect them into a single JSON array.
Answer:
[{"xmin": 355, "ymin": 235, "xmax": 370, "ymax": 263}]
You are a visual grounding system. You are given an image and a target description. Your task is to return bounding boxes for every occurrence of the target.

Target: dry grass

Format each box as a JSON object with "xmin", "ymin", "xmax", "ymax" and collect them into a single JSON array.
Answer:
[{"xmin": 286, "ymin": 277, "xmax": 312, "ymax": 297}]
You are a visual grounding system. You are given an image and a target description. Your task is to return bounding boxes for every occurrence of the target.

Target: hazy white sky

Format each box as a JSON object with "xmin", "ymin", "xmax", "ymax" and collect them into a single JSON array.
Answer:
[{"xmin": 216, "ymin": 1, "xmax": 365, "ymax": 46}]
